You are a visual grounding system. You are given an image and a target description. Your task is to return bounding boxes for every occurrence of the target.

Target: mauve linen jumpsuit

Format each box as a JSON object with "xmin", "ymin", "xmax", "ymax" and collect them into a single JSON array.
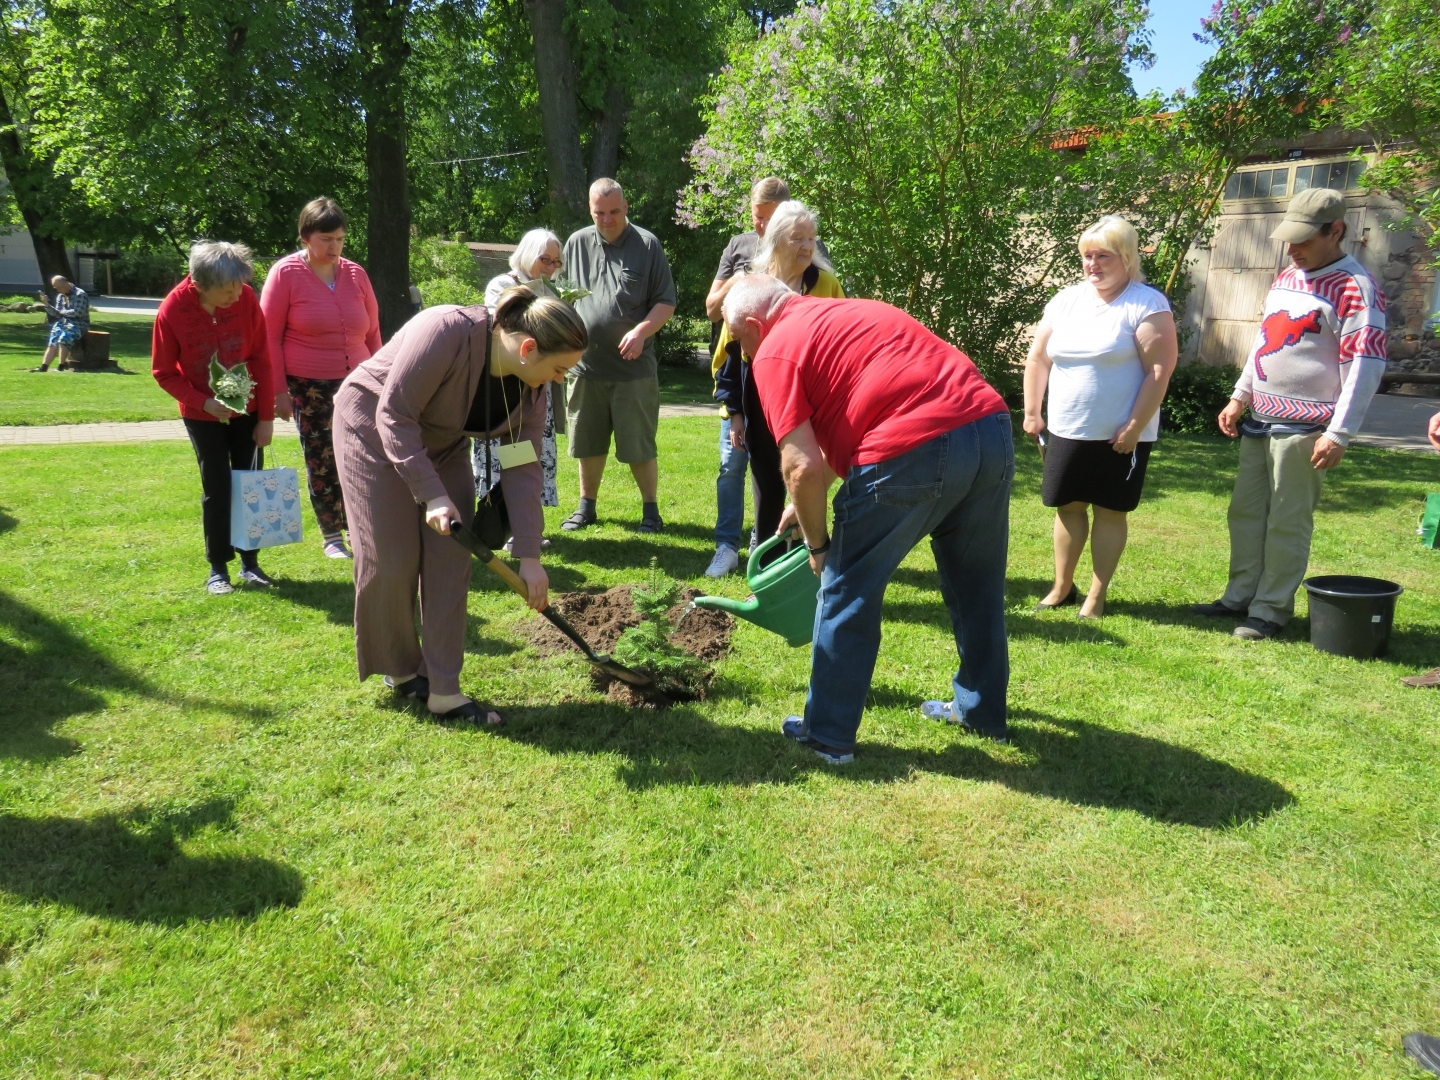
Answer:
[{"xmin": 333, "ymin": 305, "xmax": 547, "ymax": 696}]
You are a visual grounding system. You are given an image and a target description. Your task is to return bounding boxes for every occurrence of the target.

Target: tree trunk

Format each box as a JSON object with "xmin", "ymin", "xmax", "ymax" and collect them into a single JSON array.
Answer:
[
  {"xmin": 523, "ymin": 0, "xmax": 588, "ymax": 230},
  {"xmin": 0, "ymin": 85, "xmax": 73, "ymax": 287},
  {"xmin": 354, "ymin": 0, "xmax": 413, "ymax": 341},
  {"xmin": 588, "ymin": 82, "xmax": 627, "ymax": 182}
]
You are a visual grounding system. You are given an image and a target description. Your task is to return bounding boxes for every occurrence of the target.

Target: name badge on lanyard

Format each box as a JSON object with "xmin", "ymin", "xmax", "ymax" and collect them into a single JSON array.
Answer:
[{"xmin": 496, "ymin": 440, "xmax": 538, "ymax": 469}]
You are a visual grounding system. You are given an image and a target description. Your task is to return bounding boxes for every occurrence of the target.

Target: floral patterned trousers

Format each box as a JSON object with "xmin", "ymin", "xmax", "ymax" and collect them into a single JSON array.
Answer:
[{"xmin": 287, "ymin": 375, "xmax": 348, "ymax": 536}]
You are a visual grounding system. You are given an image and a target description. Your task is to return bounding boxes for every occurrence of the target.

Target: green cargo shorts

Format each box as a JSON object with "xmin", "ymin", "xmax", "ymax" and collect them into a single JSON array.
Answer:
[{"xmin": 565, "ymin": 373, "xmax": 660, "ymax": 463}]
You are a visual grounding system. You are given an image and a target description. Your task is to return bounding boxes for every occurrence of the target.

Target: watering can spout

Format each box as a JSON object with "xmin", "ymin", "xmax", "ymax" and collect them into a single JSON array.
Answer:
[
  {"xmin": 691, "ymin": 532, "xmax": 819, "ymax": 647},
  {"xmin": 692, "ymin": 594, "xmax": 759, "ymax": 618}
]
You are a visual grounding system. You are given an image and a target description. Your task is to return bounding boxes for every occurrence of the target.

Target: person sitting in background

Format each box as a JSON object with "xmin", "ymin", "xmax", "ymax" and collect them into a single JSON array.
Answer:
[
  {"xmin": 1190, "ymin": 187, "xmax": 1386, "ymax": 641},
  {"xmin": 713, "ymin": 200, "xmax": 844, "ymax": 570},
  {"xmin": 1022, "ymin": 215, "xmax": 1178, "ymax": 620},
  {"xmin": 478, "ymin": 228, "xmax": 564, "ymax": 519},
  {"xmin": 261, "ymin": 196, "xmax": 381, "ymax": 560},
  {"xmin": 151, "ymin": 242, "xmax": 275, "ymax": 595},
  {"xmin": 32, "ymin": 276, "xmax": 90, "ymax": 372}
]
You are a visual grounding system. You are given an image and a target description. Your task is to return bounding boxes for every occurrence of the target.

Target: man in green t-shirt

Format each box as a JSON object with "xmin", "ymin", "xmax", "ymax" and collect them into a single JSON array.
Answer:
[{"xmin": 560, "ymin": 178, "xmax": 677, "ymax": 533}]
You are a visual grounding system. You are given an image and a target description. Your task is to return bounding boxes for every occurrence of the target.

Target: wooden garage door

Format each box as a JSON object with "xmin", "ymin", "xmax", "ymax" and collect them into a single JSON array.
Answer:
[{"xmin": 1198, "ymin": 208, "xmax": 1367, "ymax": 368}]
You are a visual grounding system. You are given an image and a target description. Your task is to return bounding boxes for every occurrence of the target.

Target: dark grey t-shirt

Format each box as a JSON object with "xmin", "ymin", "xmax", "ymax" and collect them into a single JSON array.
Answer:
[
  {"xmin": 563, "ymin": 222, "xmax": 677, "ymax": 382},
  {"xmin": 715, "ymin": 232, "xmax": 760, "ymax": 281}
]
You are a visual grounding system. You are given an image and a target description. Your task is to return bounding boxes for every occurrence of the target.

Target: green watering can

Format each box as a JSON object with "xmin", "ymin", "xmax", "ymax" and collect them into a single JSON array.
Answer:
[{"xmin": 692, "ymin": 532, "xmax": 819, "ymax": 647}]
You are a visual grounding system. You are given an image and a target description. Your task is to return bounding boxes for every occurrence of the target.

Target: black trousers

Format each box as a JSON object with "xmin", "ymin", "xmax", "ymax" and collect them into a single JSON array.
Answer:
[
  {"xmin": 184, "ymin": 415, "xmax": 262, "ymax": 568},
  {"xmin": 741, "ymin": 371, "xmax": 792, "ymax": 568}
]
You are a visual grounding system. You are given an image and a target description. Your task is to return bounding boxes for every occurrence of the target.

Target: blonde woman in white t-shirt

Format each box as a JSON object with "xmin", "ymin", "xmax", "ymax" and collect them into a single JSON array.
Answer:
[{"xmin": 1022, "ymin": 215, "xmax": 1178, "ymax": 619}]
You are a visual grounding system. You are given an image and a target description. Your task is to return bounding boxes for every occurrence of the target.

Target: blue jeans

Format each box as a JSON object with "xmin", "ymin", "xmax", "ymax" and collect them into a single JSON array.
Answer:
[
  {"xmin": 715, "ymin": 415, "xmax": 750, "ymax": 549},
  {"xmin": 803, "ymin": 412, "xmax": 1014, "ymax": 750}
]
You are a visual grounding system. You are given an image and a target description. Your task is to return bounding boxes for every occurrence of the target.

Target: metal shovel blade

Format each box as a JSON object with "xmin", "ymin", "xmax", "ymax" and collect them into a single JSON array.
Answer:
[{"xmin": 446, "ymin": 521, "xmax": 653, "ymax": 687}]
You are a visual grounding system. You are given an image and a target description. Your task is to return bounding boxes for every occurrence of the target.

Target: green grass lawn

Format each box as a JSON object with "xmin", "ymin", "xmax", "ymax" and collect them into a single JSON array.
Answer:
[
  {"xmin": 1, "ymin": 420, "xmax": 1439, "ymax": 1078},
  {"xmin": 0, "ymin": 311, "xmax": 715, "ymax": 428},
  {"xmin": 0, "ymin": 312, "xmax": 175, "ymax": 426}
]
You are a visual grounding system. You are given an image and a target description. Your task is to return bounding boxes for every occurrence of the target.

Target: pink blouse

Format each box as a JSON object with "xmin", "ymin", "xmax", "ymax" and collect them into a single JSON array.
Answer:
[{"xmin": 260, "ymin": 253, "xmax": 382, "ymax": 383}]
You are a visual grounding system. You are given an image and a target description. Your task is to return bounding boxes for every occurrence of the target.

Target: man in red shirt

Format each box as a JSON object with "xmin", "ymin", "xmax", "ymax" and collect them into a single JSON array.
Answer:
[{"xmin": 724, "ymin": 275, "xmax": 1014, "ymax": 761}]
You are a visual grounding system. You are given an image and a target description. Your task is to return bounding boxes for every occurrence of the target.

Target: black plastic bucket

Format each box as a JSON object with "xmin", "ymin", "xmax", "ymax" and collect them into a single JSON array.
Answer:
[{"xmin": 1302, "ymin": 575, "xmax": 1404, "ymax": 659}]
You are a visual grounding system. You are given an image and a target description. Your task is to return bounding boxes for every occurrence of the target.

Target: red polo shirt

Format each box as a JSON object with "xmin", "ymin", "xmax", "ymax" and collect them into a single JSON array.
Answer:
[
  {"xmin": 151, "ymin": 277, "xmax": 274, "ymax": 422},
  {"xmin": 751, "ymin": 296, "xmax": 1007, "ymax": 475}
]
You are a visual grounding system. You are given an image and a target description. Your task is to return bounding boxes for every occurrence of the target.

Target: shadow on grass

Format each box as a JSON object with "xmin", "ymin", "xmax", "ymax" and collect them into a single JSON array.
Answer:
[
  {"xmin": 544, "ymin": 528, "xmax": 724, "ymax": 582},
  {"xmin": 0, "ymin": 506, "xmax": 15, "ymax": 536},
  {"xmin": 0, "ymin": 590, "xmax": 279, "ymax": 760},
  {"xmin": 883, "ymin": 571, "xmax": 1129, "ymax": 645},
  {"xmin": 494, "ymin": 703, "xmax": 1291, "ymax": 827},
  {"xmin": 0, "ymin": 796, "xmax": 303, "ymax": 924}
]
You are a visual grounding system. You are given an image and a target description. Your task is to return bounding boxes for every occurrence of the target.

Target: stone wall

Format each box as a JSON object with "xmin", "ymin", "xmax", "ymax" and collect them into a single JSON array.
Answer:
[{"xmin": 1382, "ymin": 235, "xmax": 1439, "ymax": 376}]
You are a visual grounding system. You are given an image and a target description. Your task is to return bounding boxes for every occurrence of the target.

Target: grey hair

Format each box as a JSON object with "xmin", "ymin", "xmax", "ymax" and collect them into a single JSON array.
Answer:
[
  {"xmin": 753, "ymin": 199, "xmax": 833, "ymax": 277},
  {"xmin": 589, "ymin": 177, "xmax": 623, "ymax": 202},
  {"xmin": 722, "ymin": 273, "xmax": 793, "ymax": 334},
  {"xmin": 510, "ymin": 227, "xmax": 562, "ymax": 277},
  {"xmin": 189, "ymin": 240, "xmax": 254, "ymax": 290}
]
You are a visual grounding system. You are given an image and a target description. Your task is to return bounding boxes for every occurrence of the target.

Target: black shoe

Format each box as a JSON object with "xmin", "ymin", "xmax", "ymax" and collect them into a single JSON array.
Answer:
[
  {"xmin": 1233, "ymin": 616, "xmax": 1282, "ymax": 641},
  {"xmin": 433, "ymin": 700, "xmax": 504, "ymax": 727},
  {"xmin": 1034, "ymin": 584, "xmax": 1078, "ymax": 612},
  {"xmin": 561, "ymin": 507, "xmax": 596, "ymax": 531},
  {"xmin": 637, "ymin": 510, "xmax": 665, "ymax": 534},
  {"xmin": 205, "ymin": 572, "xmax": 234, "ymax": 595},
  {"xmin": 389, "ymin": 675, "xmax": 430, "ymax": 700},
  {"xmin": 1405, "ymin": 1033, "xmax": 1440, "ymax": 1077},
  {"xmin": 238, "ymin": 566, "xmax": 274, "ymax": 588},
  {"xmin": 1190, "ymin": 599, "xmax": 1246, "ymax": 618}
]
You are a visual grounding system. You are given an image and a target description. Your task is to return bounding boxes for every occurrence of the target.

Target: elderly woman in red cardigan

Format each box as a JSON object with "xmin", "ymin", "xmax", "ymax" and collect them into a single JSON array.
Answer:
[
  {"xmin": 261, "ymin": 197, "xmax": 382, "ymax": 560},
  {"xmin": 333, "ymin": 289, "xmax": 587, "ymax": 726},
  {"xmin": 151, "ymin": 241, "xmax": 275, "ymax": 595}
]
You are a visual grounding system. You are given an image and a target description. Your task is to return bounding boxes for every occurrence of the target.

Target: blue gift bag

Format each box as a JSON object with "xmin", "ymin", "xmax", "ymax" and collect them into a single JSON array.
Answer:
[{"xmin": 230, "ymin": 451, "xmax": 303, "ymax": 551}]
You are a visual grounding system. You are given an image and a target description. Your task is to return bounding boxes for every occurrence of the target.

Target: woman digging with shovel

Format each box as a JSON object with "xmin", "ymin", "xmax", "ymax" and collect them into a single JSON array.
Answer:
[{"xmin": 333, "ymin": 289, "xmax": 588, "ymax": 726}]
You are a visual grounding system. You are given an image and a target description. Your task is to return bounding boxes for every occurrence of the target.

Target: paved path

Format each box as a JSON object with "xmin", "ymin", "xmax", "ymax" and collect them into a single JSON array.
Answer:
[
  {"xmin": 1353, "ymin": 392, "xmax": 1439, "ymax": 453},
  {"xmin": 90, "ymin": 296, "xmax": 160, "ymax": 316},
  {"xmin": 0, "ymin": 404, "xmax": 719, "ymax": 447}
]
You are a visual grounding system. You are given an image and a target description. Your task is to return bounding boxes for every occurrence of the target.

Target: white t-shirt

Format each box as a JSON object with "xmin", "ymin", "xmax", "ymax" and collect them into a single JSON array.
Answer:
[{"xmin": 1041, "ymin": 279, "xmax": 1171, "ymax": 442}]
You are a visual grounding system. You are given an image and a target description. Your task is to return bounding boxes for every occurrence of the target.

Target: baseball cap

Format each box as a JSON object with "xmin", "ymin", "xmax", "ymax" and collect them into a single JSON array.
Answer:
[{"xmin": 1270, "ymin": 187, "xmax": 1347, "ymax": 243}]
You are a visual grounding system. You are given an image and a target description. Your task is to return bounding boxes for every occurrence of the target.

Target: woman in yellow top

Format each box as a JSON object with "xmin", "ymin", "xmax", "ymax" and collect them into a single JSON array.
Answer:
[{"xmin": 711, "ymin": 199, "xmax": 844, "ymax": 569}]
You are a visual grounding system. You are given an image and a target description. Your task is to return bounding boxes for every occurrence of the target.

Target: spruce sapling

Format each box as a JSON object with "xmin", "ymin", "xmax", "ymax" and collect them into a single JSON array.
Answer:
[{"xmin": 612, "ymin": 559, "xmax": 707, "ymax": 692}]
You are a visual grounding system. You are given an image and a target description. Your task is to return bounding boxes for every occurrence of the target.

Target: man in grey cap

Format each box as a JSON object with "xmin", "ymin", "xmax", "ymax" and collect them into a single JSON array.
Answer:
[{"xmin": 1192, "ymin": 186, "xmax": 1387, "ymax": 639}]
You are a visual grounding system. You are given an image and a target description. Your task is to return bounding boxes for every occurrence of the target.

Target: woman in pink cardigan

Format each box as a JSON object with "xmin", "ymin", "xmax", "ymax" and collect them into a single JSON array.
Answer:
[{"xmin": 261, "ymin": 197, "xmax": 382, "ymax": 559}]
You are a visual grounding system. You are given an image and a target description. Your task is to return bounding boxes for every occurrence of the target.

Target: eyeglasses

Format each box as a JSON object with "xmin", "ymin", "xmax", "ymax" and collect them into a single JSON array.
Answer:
[{"xmin": 536, "ymin": 256, "xmax": 562, "ymax": 269}]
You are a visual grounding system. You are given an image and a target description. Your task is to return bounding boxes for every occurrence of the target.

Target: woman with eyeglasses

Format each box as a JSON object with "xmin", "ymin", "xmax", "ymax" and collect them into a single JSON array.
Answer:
[
  {"xmin": 260, "ymin": 197, "xmax": 382, "ymax": 561},
  {"xmin": 478, "ymin": 228, "xmax": 565, "ymax": 517}
]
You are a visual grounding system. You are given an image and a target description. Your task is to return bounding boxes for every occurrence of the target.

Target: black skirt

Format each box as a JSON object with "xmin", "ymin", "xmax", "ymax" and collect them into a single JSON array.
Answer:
[{"xmin": 1041, "ymin": 434, "xmax": 1154, "ymax": 512}]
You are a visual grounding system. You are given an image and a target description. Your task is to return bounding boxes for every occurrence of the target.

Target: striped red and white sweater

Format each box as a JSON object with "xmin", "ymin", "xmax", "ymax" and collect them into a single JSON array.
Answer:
[{"xmin": 1232, "ymin": 254, "xmax": 1387, "ymax": 446}]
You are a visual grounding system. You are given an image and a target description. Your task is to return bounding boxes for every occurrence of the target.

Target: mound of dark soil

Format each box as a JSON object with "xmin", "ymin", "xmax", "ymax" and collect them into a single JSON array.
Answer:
[{"xmin": 522, "ymin": 585, "xmax": 734, "ymax": 708}]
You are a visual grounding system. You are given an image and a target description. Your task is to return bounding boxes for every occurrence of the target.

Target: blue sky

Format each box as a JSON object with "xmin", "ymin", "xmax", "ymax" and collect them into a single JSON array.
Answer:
[{"xmin": 1129, "ymin": 0, "xmax": 1220, "ymax": 101}]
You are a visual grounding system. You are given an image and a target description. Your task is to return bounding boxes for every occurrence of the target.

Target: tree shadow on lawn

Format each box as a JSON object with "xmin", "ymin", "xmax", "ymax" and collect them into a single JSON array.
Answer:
[
  {"xmin": 495, "ymin": 702, "xmax": 1291, "ymax": 827},
  {"xmin": 274, "ymin": 576, "xmax": 523, "ymax": 659},
  {"xmin": 0, "ymin": 796, "xmax": 303, "ymax": 924},
  {"xmin": 0, "ymin": 590, "xmax": 278, "ymax": 761},
  {"xmin": 884, "ymin": 571, "xmax": 1128, "ymax": 646},
  {"xmin": 0, "ymin": 506, "xmax": 16, "ymax": 536}
]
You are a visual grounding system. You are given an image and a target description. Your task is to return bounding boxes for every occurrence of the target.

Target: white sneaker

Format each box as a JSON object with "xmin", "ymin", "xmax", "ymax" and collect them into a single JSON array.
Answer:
[
  {"xmin": 704, "ymin": 544, "xmax": 739, "ymax": 578},
  {"xmin": 920, "ymin": 686, "xmax": 982, "ymax": 725}
]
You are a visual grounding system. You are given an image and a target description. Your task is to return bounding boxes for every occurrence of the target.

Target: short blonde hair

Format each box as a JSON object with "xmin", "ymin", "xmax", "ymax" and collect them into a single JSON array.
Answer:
[
  {"xmin": 510, "ymin": 228, "xmax": 561, "ymax": 277},
  {"xmin": 1078, "ymin": 215, "xmax": 1144, "ymax": 282},
  {"xmin": 494, "ymin": 287, "xmax": 588, "ymax": 354},
  {"xmin": 750, "ymin": 177, "xmax": 790, "ymax": 205}
]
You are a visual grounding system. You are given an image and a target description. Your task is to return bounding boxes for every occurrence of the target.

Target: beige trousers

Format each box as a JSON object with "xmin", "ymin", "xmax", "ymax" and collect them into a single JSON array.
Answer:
[{"xmin": 1221, "ymin": 432, "xmax": 1325, "ymax": 625}]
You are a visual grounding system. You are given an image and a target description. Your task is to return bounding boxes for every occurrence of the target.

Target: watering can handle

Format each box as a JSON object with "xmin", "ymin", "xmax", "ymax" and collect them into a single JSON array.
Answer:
[{"xmin": 747, "ymin": 527, "xmax": 800, "ymax": 579}]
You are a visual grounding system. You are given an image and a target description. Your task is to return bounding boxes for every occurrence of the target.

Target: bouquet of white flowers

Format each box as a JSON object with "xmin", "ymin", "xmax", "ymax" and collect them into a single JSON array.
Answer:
[{"xmin": 208, "ymin": 356, "xmax": 255, "ymax": 418}]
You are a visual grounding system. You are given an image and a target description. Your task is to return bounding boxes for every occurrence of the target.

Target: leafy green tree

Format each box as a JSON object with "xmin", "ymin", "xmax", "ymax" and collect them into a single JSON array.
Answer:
[
  {"xmin": 681, "ymin": 0, "xmax": 1151, "ymax": 384},
  {"xmin": 1333, "ymin": 0, "xmax": 1440, "ymax": 253}
]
